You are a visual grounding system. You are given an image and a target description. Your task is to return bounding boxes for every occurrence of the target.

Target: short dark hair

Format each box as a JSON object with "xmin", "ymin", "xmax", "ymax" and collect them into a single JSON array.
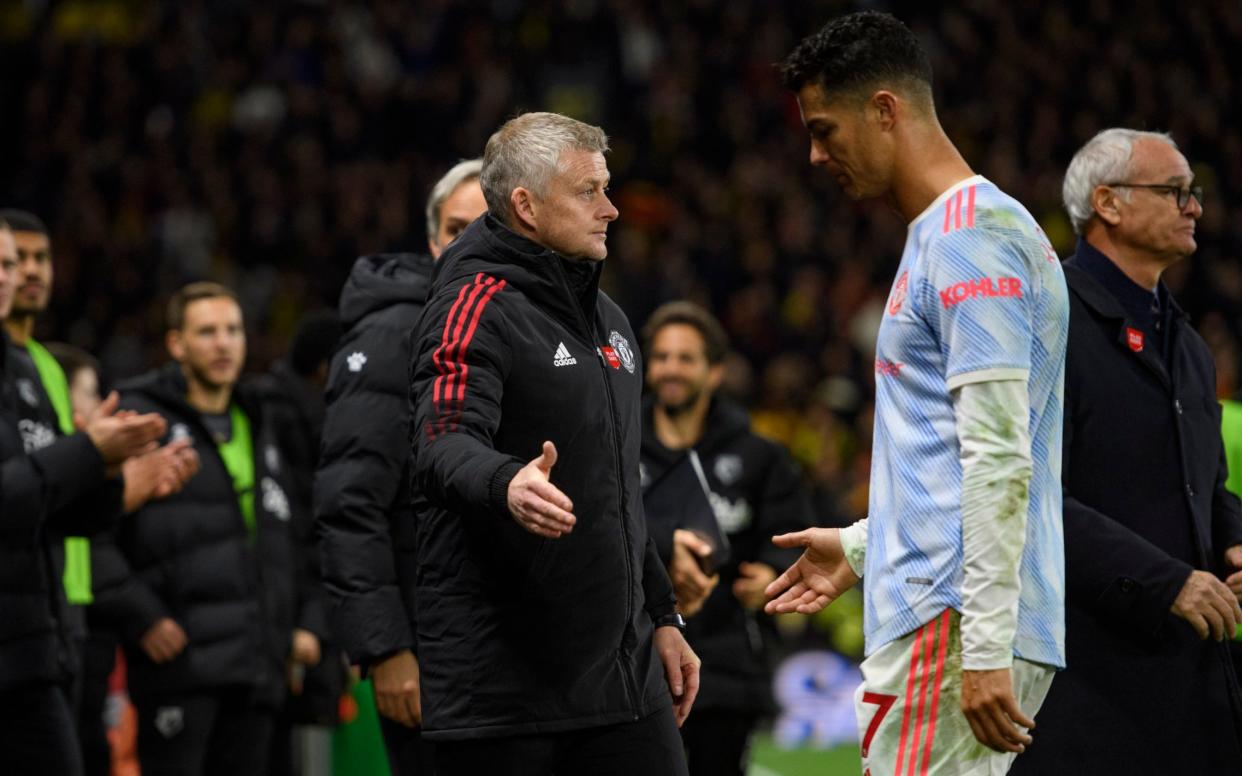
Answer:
[
  {"xmin": 642, "ymin": 301, "xmax": 730, "ymax": 365},
  {"xmin": 44, "ymin": 342, "xmax": 101, "ymax": 382},
  {"xmin": 0, "ymin": 209, "xmax": 49, "ymax": 235},
  {"xmin": 780, "ymin": 12, "xmax": 933, "ymax": 101},
  {"xmin": 167, "ymin": 281, "xmax": 239, "ymax": 331},
  {"xmin": 288, "ymin": 309, "xmax": 342, "ymax": 377}
]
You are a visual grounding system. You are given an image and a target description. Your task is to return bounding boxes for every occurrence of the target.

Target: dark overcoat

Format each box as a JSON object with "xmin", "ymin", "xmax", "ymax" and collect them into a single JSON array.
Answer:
[{"xmin": 1012, "ymin": 254, "xmax": 1242, "ymax": 775}]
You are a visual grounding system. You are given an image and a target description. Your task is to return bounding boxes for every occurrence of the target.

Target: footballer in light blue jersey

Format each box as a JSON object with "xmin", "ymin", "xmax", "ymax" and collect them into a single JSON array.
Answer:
[{"xmin": 868, "ymin": 175, "xmax": 1068, "ymax": 668}]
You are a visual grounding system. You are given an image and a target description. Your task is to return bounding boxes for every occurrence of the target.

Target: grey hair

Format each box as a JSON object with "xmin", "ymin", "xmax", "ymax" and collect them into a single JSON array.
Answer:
[
  {"xmin": 425, "ymin": 158, "xmax": 483, "ymax": 245},
  {"xmin": 480, "ymin": 112, "xmax": 609, "ymax": 221},
  {"xmin": 1062, "ymin": 128, "xmax": 1177, "ymax": 235}
]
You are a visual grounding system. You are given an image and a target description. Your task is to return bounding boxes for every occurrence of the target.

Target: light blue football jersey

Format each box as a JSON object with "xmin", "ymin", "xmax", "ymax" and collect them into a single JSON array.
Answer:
[{"xmin": 865, "ymin": 175, "xmax": 1068, "ymax": 668}]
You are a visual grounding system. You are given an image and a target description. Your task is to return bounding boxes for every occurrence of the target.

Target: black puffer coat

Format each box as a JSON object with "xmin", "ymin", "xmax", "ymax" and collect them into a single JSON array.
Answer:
[
  {"xmin": 0, "ymin": 337, "xmax": 120, "ymax": 691},
  {"xmin": 315, "ymin": 253, "xmax": 432, "ymax": 668},
  {"xmin": 410, "ymin": 216, "xmax": 677, "ymax": 740},
  {"xmin": 91, "ymin": 364, "xmax": 315, "ymax": 705}
]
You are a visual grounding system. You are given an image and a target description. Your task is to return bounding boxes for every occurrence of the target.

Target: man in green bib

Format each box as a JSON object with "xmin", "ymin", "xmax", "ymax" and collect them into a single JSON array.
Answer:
[
  {"xmin": 0, "ymin": 210, "xmax": 94, "ymax": 616},
  {"xmin": 91, "ymin": 281, "xmax": 324, "ymax": 775},
  {"xmin": 0, "ymin": 208, "xmax": 201, "ymax": 774}
]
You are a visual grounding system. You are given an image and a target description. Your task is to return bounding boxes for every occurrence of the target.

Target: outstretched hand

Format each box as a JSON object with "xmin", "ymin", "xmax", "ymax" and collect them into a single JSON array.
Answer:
[
  {"xmin": 763, "ymin": 528, "xmax": 860, "ymax": 615},
  {"xmin": 507, "ymin": 441, "xmax": 576, "ymax": 538}
]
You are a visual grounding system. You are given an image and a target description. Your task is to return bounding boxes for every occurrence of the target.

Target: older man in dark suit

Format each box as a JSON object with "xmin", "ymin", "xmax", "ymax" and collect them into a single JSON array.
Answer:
[{"xmin": 1012, "ymin": 128, "xmax": 1242, "ymax": 775}]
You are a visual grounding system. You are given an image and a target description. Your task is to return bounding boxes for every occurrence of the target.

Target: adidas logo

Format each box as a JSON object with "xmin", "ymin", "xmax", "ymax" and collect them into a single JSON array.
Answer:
[{"xmin": 553, "ymin": 342, "xmax": 577, "ymax": 367}]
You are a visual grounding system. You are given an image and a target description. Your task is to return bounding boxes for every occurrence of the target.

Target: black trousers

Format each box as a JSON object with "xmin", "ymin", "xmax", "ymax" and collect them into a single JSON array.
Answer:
[
  {"xmin": 0, "ymin": 682, "xmax": 85, "ymax": 776},
  {"xmin": 435, "ymin": 705, "xmax": 688, "ymax": 776},
  {"xmin": 77, "ymin": 634, "xmax": 118, "ymax": 776},
  {"xmin": 133, "ymin": 686, "xmax": 276, "ymax": 776},
  {"xmin": 680, "ymin": 708, "xmax": 760, "ymax": 776},
  {"xmin": 380, "ymin": 714, "xmax": 437, "ymax": 775}
]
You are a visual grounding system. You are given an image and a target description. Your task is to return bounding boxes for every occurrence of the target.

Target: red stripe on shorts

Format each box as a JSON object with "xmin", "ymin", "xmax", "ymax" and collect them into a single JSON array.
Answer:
[
  {"xmin": 893, "ymin": 621, "xmax": 926, "ymax": 776},
  {"xmin": 905, "ymin": 620, "xmax": 937, "ymax": 776},
  {"xmin": 918, "ymin": 610, "xmax": 953, "ymax": 776}
]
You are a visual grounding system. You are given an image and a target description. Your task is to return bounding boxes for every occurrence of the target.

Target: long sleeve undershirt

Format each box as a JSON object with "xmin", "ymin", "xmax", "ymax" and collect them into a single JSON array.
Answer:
[{"xmin": 838, "ymin": 378, "xmax": 1032, "ymax": 669}]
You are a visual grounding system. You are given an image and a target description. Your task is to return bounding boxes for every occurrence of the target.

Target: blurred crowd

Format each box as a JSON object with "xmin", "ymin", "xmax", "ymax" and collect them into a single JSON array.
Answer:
[{"xmin": 2, "ymin": 0, "xmax": 1241, "ymax": 526}]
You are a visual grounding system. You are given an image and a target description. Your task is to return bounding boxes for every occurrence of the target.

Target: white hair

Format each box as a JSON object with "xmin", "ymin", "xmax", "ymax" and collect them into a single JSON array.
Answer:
[
  {"xmin": 480, "ymin": 112, "xmax": 609, "ymax": 221},
  {"xmin": 425, "ymin": 158, "xmax": 483, "ymax": 246},
  {"xmin": 1062, "ymin": 128, "xmax": 1178, "ymax": 235}
]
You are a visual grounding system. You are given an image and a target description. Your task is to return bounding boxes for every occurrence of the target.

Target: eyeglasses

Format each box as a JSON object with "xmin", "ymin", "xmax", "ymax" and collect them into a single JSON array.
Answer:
[{"xmin": 1105, "ymin": 182, "xmax": 1204, "ymax": 210}]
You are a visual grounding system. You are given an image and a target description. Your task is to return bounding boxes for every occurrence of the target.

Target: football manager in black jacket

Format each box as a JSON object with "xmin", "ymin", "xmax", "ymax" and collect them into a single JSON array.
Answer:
[
  {"xmin": 410, "ymin": 111, "xmax": 699, "ymax": 776},
  {"xmin": 1010, "ymin": 129, "xmax": 1242, "ymax": 775},
  {"xmin": 316, "ymin": 157, "xmax": 486, "ymax": 774}
]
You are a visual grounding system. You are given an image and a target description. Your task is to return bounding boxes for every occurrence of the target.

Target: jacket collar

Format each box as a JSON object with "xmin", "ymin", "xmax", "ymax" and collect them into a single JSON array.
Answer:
[
  {"xmin": 1064, "ymin": 249, "xmax": 1186, "ymax": 390},
  {"xmin": 1064, "ymin": 241, "xmax": 1186, "ymax": 323},
  {"xmin": 641, "ymin": 394, "xmax": 750, "ymax": 465},
  {"xmin": 121, "ymin": 362, "xmax": 261, "ymax": 424},
  {"xmin": 433, "ymin": 215, "xmax": 604, "ymax": 336}
]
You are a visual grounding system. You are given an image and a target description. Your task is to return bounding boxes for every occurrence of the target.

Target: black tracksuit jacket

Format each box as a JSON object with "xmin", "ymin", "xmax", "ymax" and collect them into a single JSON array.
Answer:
[
  {"xmin": 640, "ymin": 396, "xmax": 812, "ymax": 713},
  {"xmin": 0, "ymin": 335, "xmax": 121, "ymax": 692},
  {"xmin": 91, "ymin": 364, "xmax": 319, "ymax": 706},
  {"xmin": 315, "ymin": 253, "xmax": 431, "ymax": 668},
  {"xmin": 409, "ymin": 215, "xmax": 677, "ymax": 741}
]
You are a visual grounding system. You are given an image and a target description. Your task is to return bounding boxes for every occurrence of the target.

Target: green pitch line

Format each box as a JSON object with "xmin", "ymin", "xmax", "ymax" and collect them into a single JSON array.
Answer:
[{"xmin": 748, "ymin": 736, "xmax": 860, "ymax": 776}]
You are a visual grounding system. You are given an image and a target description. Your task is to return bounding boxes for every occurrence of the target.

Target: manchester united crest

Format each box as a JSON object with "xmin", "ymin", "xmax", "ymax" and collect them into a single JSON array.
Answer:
[
  {"xmin": 887, "ymin": 271, "xmax": 909, "ymax": 316},
  {"xmin": 608, "ymin": 330, "xmax": 636, "ymax": 374}
]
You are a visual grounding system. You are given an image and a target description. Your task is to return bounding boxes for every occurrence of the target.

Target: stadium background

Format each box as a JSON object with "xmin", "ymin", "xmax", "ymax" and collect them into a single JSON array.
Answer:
[{"xmin": 1, "ymin": 1, "xmax": 1240, "ymax": 774}]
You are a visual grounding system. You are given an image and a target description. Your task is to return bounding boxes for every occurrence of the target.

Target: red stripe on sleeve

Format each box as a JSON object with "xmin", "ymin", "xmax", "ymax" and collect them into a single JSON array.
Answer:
[
  {"xmin": 432, "ymin": 280, "xmax": 478, "ymax": 406},
  {"xmin": 953, "ymin": 189, "xmax": 964, "ymax": 232},
  {"xmin": 439, "ymin": 276, "xmax": 495, "ymax": 407},
  {"xmin": 435, "ymin": 278, "xmax": 507, "ymax": 434},
  {"xmin": 453, "ymin": 280, "xmax": 507, "ymax": 405},
  {"xmin": 429, "ymin": 273, "xmax": 503, "ymax": 438},
  {"xmin": 966, "ymin": 185, "xmax": 976, "ymax": 228}
]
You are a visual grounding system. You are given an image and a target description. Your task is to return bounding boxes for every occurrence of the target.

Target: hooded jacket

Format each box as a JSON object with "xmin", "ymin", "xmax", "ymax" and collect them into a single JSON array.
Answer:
[
  {"xmin": 641, "ymin": 395, "xmax": 812, "ymax": 713},
  {"xmin": 91, "ymin": 364, "xmax": 311, "ymax": 705},
  {"xmin": 409, "ymin": 215, "xmax": 677, "ymax": 740},
  {"xmin": 315, "ymin": 253, "xmax": 432, "ymax": 667},
  {"xmin": 0, "ymin": 336, "xmax": 120, "ymax": 691}
]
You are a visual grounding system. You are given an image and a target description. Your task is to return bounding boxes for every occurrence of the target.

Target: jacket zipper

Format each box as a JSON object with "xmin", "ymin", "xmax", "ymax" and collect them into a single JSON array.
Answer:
[{"xmin": 552, "ymin": 261, "xmax": 641, "ymax": 717}]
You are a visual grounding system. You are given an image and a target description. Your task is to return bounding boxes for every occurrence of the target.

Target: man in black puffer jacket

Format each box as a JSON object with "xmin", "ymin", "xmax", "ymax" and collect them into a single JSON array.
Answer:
[
  {"xmin": 91, "ymin": 282, "xmax": 324, "ymax": 776},
  {"xmin": 410, "ymin": 112, "xmax": 698, "ymax": 776},
  {"xmin": 0, "ymin": 221, "xmax": 167, "ymax": 774},
  {"xmin": 638, "ymin": 301, "xmax": 815, "ymax": 776},
  {"xmin": 315, "ymin": 158, "xmax": 485, "ymax": 774}
]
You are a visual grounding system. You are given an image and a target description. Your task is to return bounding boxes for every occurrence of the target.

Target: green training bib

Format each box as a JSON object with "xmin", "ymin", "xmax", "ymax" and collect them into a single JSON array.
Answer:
[
  {"xmin": 215, "ymin": 404, "xmax": 256, "ymax": 539},
  {"xmin": 28, "ymin": 338, "xmax": 92, "ymax": 605}
]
